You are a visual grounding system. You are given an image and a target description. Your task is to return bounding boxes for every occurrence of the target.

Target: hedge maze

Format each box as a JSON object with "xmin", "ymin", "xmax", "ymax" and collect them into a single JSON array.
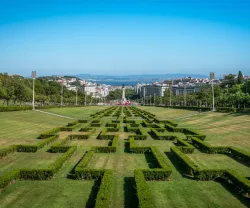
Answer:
[{"xmin": 0, "ymin": 106, "xmax": 250, "ymax": 207}]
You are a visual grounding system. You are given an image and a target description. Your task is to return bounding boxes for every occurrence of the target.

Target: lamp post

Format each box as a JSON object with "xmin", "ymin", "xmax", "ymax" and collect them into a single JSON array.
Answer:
[
  {"xmin": 183, "ymin": 83, "xmax": 187, "ymax": 106},
  {"xmin": 210, "ymin": 72, "xmax": 215, "ymax": 111},
  {"xmin": 169, "ymin": 80, "xmax": 173, "ymax": 107},
  {"xmin": 61, "ymin": 83, "xmax": 63, "ymax": 106},
  {"xmin": 31, "ymin": 71, "xmax": 36, "ymax": 110},
  {"xmin": 75, "ymin": 88, "xmax": 78, "ymax": 106}
]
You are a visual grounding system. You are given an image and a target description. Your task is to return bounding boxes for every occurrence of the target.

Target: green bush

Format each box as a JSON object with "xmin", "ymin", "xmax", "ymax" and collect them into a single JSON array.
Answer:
[
  {"xmin": 0, "ymin": 145, "xmax": 16, "ymax": 158},
  {"xmin": 78, "ymin": 119, "xmax": 88, "ymax": 123},
  {"xmin": 0, "ymin": 170, "xmax": 20, "ymax": 189},
  {"xmin": 150, "ymin": 128, "xmax": 177, "ymax": 140},
  {"xmin": 0, "ymin": 106, "xmax": 32, "ymax": 112},
  {"xmin": 95, "ymin": 170, "xmax": 113, "ymax": 208},
  {"xmin": 69, "ymin": 134, "xmax": 89, "ymax": 140},
  {"xmin": 75, "ymin": 169, "xmax": 105, "ymax": 180},
  {"xmin": 170, "ymin": 146, "xmax": 198, "ymax": 176},
  {"xmin": 75, "ymin": 151, "xmax": 95, "ymax": 170},
  {"xmin": 129, "ymin": 137, "xmax": 151, "ymax": 153},
  {"xmin": 40, "ymin": 127, "xmax": 61, "ymax": 138},
  {"xmin": 19, "ymin": 146, "xmax": 76, "ymax": 180},
  {"xmin": 16, "ymin": 135, "xmax": 58, "ymax": 152},
  {"xmin": 176, "ymin": 137, "xmax": 195, "ymax": 153},
  {"xmin": 134, "ymin": 170, "xmax": 156, "ymax": 208}
]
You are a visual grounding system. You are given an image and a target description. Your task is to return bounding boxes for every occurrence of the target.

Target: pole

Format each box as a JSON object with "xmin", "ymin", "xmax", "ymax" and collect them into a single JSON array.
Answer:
[
  {"xmin": 184, "ymin": 85, "xmax": 187, "ymax": 106},
  {"xmin": 76, "ymin": 88, "xmax": 78, "ymax": 106},
  {"xmin": 212, "ymin": 79, "xmax": 215, "ymax": 111},
  {"xmin": 143, "ymin": 87, "xmax": 145, "ymax": 105},
  {"xmin": 154, "ymin": 93, "xmax": 155, "ymax": 105},
  {"xmin": 150, "ymin": 95, "xmax": 151, "ymax": 106},
  {"xmin": 85, "ymin": 93, "xmax": 87, "ymax": 105},
  {"xmin": 31, "ymin": 71, "xmax": 36, "ymax": 110},
  {"xmin": 170, "ymin": 80, "xmax": 173, "ymax": 107},
  {"xmin": 61, "ymin": 84, "xmax": 63, "ymax": 106},
  {"xmin": 32, "ymin": 78, "xmax": 35, "ymax": 110}
]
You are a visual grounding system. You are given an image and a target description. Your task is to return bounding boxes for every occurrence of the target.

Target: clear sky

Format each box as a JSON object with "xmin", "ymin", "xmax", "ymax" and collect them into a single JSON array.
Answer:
[{"xmin": 0, "ymin": 0, "xmax": 250, "ymax": 77}]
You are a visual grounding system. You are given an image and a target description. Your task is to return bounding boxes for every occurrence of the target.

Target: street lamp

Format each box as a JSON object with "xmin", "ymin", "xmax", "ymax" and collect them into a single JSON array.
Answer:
[
  {"xmin": 31, "ymin": 71, "xmax": 36, "ymax": 110},
  {"xmin": 210, "ymin": 72, "xmax": 215, "ymax": 111},
  {"xmin": 75, "ymin": 87, "xmax": 78, "ymax": 106},
  {"xmin": 61, "ymin": 83, "xmax": 64, "ymax": 106}
]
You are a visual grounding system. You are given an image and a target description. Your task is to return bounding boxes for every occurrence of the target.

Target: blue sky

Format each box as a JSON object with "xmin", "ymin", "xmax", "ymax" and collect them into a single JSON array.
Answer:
[{"xmin": 0, "ymin": 0, "xmax": 250, "ymax": 77}]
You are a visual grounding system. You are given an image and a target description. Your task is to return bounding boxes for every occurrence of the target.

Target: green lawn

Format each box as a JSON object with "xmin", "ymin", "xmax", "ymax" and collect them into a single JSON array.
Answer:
[
  {"xmin": 0, "ymin": 106, "xmax": 250, "ymax": 208},
  {"xmin": 140, "ymin": 106, "xmax": 250, "ymax": 153},
  {"xmin": 42, "ymin": 106, "xmax": 108, "ymax": 118}
]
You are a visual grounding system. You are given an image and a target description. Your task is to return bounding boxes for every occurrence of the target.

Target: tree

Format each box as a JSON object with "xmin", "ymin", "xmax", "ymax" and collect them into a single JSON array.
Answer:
[
  {"xmin": 221, "ymin": 74, "xmax": 237, "ymax": 88},
  {"xmin": 237, "ymin": 71, "xmax": 244, "ymax": 84}
]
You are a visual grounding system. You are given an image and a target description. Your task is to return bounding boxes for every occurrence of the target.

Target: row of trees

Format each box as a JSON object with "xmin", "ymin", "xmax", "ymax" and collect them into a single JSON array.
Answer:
[
  {"xmin": 0, "ymin": 73, "xmax": 99, "ymax": 106},
  {"xmin": 141, "ymin": 71, "xmax": 250, "ymax": 109}
]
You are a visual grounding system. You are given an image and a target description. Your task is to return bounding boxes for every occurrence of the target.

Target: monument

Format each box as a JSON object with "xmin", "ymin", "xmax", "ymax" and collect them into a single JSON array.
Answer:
[{"xmin": 121, "ymin": 84, "xmax": 127, "ymax": 104}]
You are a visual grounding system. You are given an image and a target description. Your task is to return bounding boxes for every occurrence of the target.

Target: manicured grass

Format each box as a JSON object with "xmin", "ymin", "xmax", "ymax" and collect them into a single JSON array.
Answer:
[
  {"xmin": 188, "ymin": 152, "xmax": 250, "ymax": 177},
  {"xmin": 0, "ymin": 110, "xmax": 69, "ymax": 147},
  {"xmin": 1, "ymin": 106, "xmax": 250, "ymax": 208},
  {"xmin": 0, "ymin": 150, "xmax": 62, "ymax": 176},
  {"xmin": 140, "ymin": 106, "xmax": 250, "ymax": 153},
  {"xmin": 43, "ymin": 106, "xmax": 108, "ymax": 118},
  {"xmin": 148, "ymin": 180, "xmax": 248, "ymax": 208},
  {"xmin": 0, "ymin": 180, "xmax": 94, "ymax": 208}
]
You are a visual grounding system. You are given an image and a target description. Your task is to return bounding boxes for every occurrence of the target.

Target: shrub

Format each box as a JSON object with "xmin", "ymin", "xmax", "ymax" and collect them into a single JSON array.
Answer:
[
  {"xmin": 0, "ymin": 170, "xmax": 20, "ymax": 189},
  {"xmin": 129, "ymin": 137, "xmax": 151, "ymax": 153},
  {"xmin": 176, "ymin": 137, "xmax": 195, "ymax": 153},
  {"xmin": 95, "ymin": 170, "xmax": 113, "ymax": 208},
  {"xmin": 170, "ymin": 146, "xmax": 198, "ymax": 176},
  {"xmin": 150, "ymin": 128, "xmax": 177, "ymax": 140},
  {"xmin": 16, "ymin": 135, "xmax": 58, "ymax": 152},
  {"xmin": 0, "ymin": 145, "xmax": 16, "ymax": 158},
  {"xmin": 0, "ymin": 106, "xmax": 32, "ymax": 112},
  {"xmin": 134, "ymin": 170, "xmax": 156, "ymax": 208}
]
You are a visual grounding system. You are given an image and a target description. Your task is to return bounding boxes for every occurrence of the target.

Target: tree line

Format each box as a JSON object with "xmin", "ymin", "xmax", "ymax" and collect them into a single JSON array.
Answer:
[
  {"xmin": 0, "ymin": 73, "xmax": 99, "ymax": 106},
  {"xmin": 143, "ymin": 71, "xmax": 250, "ymax": 109}
]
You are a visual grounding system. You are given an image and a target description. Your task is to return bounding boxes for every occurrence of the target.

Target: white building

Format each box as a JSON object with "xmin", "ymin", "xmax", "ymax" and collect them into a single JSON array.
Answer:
[{"xmin": 139, "ymin": 85, "xmax": 168, "ymax": 98}]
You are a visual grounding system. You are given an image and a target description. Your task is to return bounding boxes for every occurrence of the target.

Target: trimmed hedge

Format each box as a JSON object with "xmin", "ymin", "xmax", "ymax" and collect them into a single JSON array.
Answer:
[
  {"xmin": 0, "ymin": 170, "xmax": 20, "ymax": 189},
  {"xmin": 128, "ymin": 128, "xmax": 147, "ymax": 140},
  {"xmin": 176, "ymin": 137, "xmax": 195, "ymax": 153},
  {"xmin": 16, "ymin": 135, "xmax": 58, "ymax": 152},
  {"xmin": 191, "ymin": 137, "xmax": 250, "ymax": 163},
  {"xmin": 0, "ymin": 147, "xmax": 76, "ymax": 189},
  {"xmin": 154, "ymin": 118, "xmax": 178, "ymax": 127},
  {"xmin": 129, "ymin": 137, "xmax": 151, "ymax": 153},
  {"xmin": 150, "ymin": 128, "xmax": 177, "ymax": 140},
  {"xmin": 170, "ymin": 146, "xmax": 198, "ymax": 176},
  {"xmin": 0, "ymin": 145, "xmax": 16, "ymax": 158},
  {"xmin": 0, "ymin": 106, "xmax": 32, "ymax": 112},
  {"xmin": 20, "ymin": 146, "xmax": 76, "ymax": 180},
  {"xmin": 61, "ymin": 123, "xmax": 81, "ymax": 131},
  {"xmin": 95, "ymin": 170, "xmax": 113, "ymax": 208},
  {"xmin": 39, "ymin": 127, "xmax": 61, "ymax": 139},
  {"xmin": 93, "ymin": 136, "xmax": 118, "ymax": 153},
  {"xmin": 165, "ymin": 125, "xmax": 206, "ymax": 140},
  {"xmin": 134, "ymin": 170, "xmax": 156, "ymax": 208}
]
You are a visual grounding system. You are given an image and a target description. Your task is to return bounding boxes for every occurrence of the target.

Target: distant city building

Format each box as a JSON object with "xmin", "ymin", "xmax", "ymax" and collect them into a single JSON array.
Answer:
[
  {"xmin": 139, "ymin": 85, "xmax": 168, "ymax": 98},
  {"xmin": 172, "ymin": 86, "xmax": 200, "ymax": 96}
]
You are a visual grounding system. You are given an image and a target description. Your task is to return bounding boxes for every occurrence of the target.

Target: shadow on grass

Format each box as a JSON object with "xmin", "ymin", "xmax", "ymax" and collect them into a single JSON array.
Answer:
[
  {"xmin": 227, "ymin": 154, "xmax": 250, "ymax": 168},
  {"xmin": 67, "ymin": 152, "xmax": 87, "ymax": 179},
  {"xmin": 216, "ymin": 178, "xmax": 250, "ymax": 207},
  {"xmin": 165, "ymin": 152, "xmax": 193, "ymax": 179},
  {"xmin": 144, "ymin": 153, "xmax": 159, "ymax": 169},
  {"xmin": 124, "ymin": 140, "xmax": 130, "ymax": 153},
  {"xmin": 124, "ymin": 177, "xmax": 138, "ymax": 208},
  {"xmin": 86, "ymin": 179, "xmax": 101, "ymax": 208}
]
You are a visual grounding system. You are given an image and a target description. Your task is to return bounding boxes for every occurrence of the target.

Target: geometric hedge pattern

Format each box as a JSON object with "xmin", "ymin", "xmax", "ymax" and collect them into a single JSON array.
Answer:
[{"xmin": 0, "ymin": 106, "xmax": 250, "ymax": 207}]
